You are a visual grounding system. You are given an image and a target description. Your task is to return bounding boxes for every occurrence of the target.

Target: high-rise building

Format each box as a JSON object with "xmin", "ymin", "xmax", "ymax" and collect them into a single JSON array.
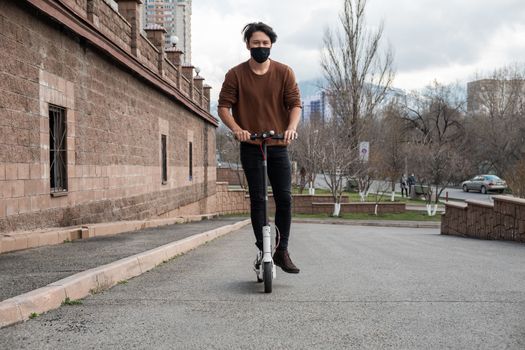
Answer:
[
  {"xmin": 143, "ymin": 0, "xmax": 192, "ymax": 63},
  {"xmin": 174, "ymin": 0, "xmax": 191, "ymax": 64},
  {"xmin": 467, "ymin": 79, "xmax": 525, "ymax": 114},
  {"xmin": 301, "ymin": 91, "xmax": 330, "ymax": 123}
]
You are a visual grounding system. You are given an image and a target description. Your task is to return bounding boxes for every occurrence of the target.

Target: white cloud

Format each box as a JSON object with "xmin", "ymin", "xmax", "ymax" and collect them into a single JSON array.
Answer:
[{"xmin": 191, "ymin": 0, "xmax": 525, "ymax": 102}]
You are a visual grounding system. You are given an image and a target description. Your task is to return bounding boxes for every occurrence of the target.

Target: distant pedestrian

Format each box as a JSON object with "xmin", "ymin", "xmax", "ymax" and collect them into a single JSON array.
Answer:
[
  {"xmin": 400, "ymin": 174, "xmax": 408, "ymax": 198},
  {"xmin": 408, "ymin": 173, "xmax": 416, "ymax": 195},
  {"xmin": 299, "ymin": 167, "xmax": 306, "ymax": 194}
]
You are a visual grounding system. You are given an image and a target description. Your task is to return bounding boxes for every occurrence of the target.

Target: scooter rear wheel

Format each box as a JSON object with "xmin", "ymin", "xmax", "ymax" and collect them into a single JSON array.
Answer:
[{"xmin": 263, "ymin": 261, "xmax": 272, "ymax": 293}]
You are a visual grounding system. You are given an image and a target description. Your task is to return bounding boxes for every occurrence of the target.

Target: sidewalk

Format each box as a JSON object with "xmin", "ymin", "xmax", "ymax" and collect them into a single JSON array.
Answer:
[
  {"xmin": 0, "ymin": 217, "xmax": 246, "ymax": 302},
  {"xmin": 0, "ymin": 217, "xmax": 250, "ymax": 328}
]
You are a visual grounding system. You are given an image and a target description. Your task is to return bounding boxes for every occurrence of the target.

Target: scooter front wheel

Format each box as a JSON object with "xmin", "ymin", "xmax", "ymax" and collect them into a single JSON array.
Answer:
[{"xmin": 263, "ymin": 261, "xmax": 272, "ymax": 293}]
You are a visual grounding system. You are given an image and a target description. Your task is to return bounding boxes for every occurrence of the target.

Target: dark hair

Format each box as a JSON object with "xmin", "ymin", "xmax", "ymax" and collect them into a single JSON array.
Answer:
[{"xmin": 242, "ymin": 22, "xmax": 277, "ymax": 44}]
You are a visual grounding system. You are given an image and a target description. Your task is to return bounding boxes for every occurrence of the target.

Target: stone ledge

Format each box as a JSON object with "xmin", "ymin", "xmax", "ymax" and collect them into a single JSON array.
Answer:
[
  {"xmin": 445, "ymin": 201, "xmax": 468, "ymax": 209},
  {"xmin": 492, "ymin": 195, "xmax": 525, "ymax": 206},
  {"xmin": 0, "ymin": 213, "xmax": 219, "ymax": 255},
  {"xmin": 465, "ymin": 199, "xmax": 494, "ymax": 208}
]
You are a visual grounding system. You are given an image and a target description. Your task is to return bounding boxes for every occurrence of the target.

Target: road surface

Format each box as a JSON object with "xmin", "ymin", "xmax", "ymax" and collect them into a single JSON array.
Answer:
[{"xmin": 2, "ymin": 223, "xmax": 524, "ymax": 349}]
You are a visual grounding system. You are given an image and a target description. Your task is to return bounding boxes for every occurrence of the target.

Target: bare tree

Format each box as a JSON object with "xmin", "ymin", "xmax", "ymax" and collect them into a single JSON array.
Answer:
[
  {"xmin": 504, "ymin": 159, "xmax": 525, "ymax": 198},
  {"xmin": 402, "ymin": 81, "xmax": 469, "ymax": 215},
  {"xmin": 321, "ymin": 0, "xmax": 394, "ymax": 149},
  {"xmin": 315, "ymin": 119, "xmax": 359, "ymax": 216},
  {"xmin": 320, "ymin": 0, "xmax": 395, "ymax": 209},
  {"xmin": 289, "ymin": 120, "xmax": 323, "ymax": 195},
  {"xmin": 216, "ymin": 124, "xmax": 245, "ymax": 188},
  {"xmin": 466, "ymin": 65, "xmax": 525, "ymax": 177},
  {"xmin": 376, "ymin": 100, "xmax": 407, "ymax": 201}
]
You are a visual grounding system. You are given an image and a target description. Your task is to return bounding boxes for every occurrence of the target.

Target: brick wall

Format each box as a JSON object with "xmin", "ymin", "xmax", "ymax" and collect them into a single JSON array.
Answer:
[
  {"xmin": 216, "ymin": 167, "xmax": 246, "ymax": 187},
  {"xmin": 215, "ymin": 182, "xmax": 249, "ymax": 215},
  {"xmin": 466, "ymin": 200, "xmax": 496, "ymax": 240},
  {"xmin": 493, "ymin": 196, "xmax": 525, "ymax": 241},
  {"xmin": 212, "ymin": 185, "xmax": 406, "ymax": 216},
  {"xmin": 441, "ymin": 202, "xmax": 468, "ymax": 237},
  {"xmin": 138, "ymin": 34, "xmax": 159, "ymax": 73},
  {"xmin": 310, "ymin": 202, "xmax": 406, "ymax": 215},
  {"xmin": 0, "ymin": 1, "xmax": 216, "ymax": 232},
  {"xmin": 441, "ymin": 196, "xmax": 525, "ymax": 243},
  {"xmin": 292, "ymin": 195, "xmax": 349, "ymax": 214},
  {"xmin": 180, "ymin": 75, "xmax": 191, "ymax": 97},
  {"xmin": 96, "ymin": 0, "xmax": 132, "ymax": 52}
]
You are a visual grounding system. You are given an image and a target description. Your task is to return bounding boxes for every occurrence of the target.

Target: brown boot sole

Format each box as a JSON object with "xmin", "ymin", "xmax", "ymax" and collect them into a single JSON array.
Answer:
[{"xmin": 274, "ymin": 262, "xmax": 300, "ymax": 274}]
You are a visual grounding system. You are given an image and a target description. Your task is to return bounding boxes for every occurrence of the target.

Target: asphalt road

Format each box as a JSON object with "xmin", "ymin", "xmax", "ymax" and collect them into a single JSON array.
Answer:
[
  {"xmin": 440, "ymin": 187, "xmax": 495, "ymax": 202},
  {"xmin": 2, "ymin": 223, "xmax": 524, "ymax": 349}
]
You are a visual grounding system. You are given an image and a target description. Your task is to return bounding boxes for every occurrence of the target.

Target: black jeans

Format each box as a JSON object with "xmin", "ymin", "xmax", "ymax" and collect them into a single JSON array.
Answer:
[{"xmin": 240, "ymin": 143, "xmax": 292, "ymax": 251}]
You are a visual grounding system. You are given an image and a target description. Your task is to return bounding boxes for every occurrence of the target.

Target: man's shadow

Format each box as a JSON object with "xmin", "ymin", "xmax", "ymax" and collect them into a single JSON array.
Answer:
[{"xmin": 224, "ymin": 279, "xmax": 292, "ymax": 295}]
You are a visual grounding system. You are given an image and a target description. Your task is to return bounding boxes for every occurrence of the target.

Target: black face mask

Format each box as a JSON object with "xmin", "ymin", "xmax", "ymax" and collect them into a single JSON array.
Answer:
[{"xmin": 250, "ymin": 47, "xmax": 271, "ymax": 63}]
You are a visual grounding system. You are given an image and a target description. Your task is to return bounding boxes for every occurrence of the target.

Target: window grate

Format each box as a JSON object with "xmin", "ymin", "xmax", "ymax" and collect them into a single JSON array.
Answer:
[
  {"xmin": 161, "ymin": 134, "xmax": 167, "ymax": 183},
  {"xmin": 49, "ymin": 105, "xmax": 68, "ymax": 193},
  {"xmin": 189, "ymin": 141, "xmax": 192, "ymax": 181}
]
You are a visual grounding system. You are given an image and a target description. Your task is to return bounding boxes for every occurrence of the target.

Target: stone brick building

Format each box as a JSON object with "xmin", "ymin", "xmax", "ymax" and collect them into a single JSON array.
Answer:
[{"xmin": 0, "ymin": 0, "xmax": 217, "ymax": 232}]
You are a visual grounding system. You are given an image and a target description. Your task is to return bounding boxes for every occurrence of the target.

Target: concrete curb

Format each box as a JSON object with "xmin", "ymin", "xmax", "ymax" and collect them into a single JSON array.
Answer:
[
  {"xmin": 0, "ymin": 219, "xmax": 250, "ymax": 329},
  {"xmin": 0, "ymin": 213, "xmax": 219, "ymax": 255},
  {"xmin": 292, "ymin": 219, "xmax": 441, "ymax": 229}
]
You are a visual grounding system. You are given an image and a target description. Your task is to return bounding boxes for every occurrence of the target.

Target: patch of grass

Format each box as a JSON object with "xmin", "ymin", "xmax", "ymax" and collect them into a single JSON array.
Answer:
[
  {"xmin": 117, "ymin": 280, "xmax": 128, "ymax": 285},
  {"xmin": 63, "ymin": 239, "xmax": 72, "ymax": 243},
  {"xmin": 294, "ymin": 211, "xmax": 441, "ymax": 222},
  {"xmin": 62, "ymin": 297, "xmax": 82, "ymax": 306},
  {"xmin": 291, "ymin": 186, "xmax": 430, "ymax": 205},
  {"xmin": 29, "ymin": 312, "xmax": 39, "ymax": 319},
  {"xmin": 157, "ymin": 253, "xmax": 185, "ymax": 267},
  {"xmin": 89, "ymin": 286, "xmax": 105, "ymax": 295}
]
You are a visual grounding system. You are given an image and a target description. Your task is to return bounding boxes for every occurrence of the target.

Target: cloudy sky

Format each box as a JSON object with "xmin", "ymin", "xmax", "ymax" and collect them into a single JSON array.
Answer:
[{"xmin": 191, "ymin": 0, "xmax": 525, "ymax": 101}]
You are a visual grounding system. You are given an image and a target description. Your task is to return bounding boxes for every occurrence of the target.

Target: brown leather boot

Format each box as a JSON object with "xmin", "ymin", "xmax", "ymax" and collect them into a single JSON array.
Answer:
[{"xmin": 273, "ymin": 250, "xmax": 300, "ymax": 274}]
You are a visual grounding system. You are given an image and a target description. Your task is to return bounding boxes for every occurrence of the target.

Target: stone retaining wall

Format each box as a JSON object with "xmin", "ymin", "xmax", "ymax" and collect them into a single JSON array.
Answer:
[
  {"xmin": 213, "ymin": 186, "xmax": 407, "ymax": 216},
  {"xmin": 311, "ymin": 202, "xmax": 406, "ymax": 215},
  {"xmin": 216, "ymin": 168, "xmax": 246, "ymax": 187},
  {"xmin": 441, "ymin": 196, "xmax": 525, "ymax": 243}
]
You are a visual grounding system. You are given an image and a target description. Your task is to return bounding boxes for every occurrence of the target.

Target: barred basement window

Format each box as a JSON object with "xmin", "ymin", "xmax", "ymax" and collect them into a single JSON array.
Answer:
[
  {"xmin": 49, "ymin": 105, "xmax": 68, "ymax": 195},
  {"xmin": 188, "ymin": 141, "xmax": 193, "ymax": 181},
  {"xmin": 161, "ymin": 134, "xmax": 167, "ymax": 184}
]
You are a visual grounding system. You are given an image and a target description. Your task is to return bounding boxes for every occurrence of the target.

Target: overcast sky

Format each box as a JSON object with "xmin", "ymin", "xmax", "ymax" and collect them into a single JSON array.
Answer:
[{"xmin": 191, "ymin": 0, "xmax": 525, "ymax": 101}]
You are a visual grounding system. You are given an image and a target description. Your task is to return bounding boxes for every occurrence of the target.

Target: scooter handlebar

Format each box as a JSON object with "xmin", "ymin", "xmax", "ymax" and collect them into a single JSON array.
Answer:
[{"xmin": 250, "ymin": 131, "xmax": 285, "ymax": 140}]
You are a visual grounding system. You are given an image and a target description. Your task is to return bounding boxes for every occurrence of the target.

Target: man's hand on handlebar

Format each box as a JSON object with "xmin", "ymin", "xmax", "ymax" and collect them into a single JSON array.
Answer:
[
  {"xmin": 233, "ymin": 129, "xmax": 251, "ymax": 142},
  {"xmin": 284, "ymin": 129, "xmax": 298, "ymax": 142}
]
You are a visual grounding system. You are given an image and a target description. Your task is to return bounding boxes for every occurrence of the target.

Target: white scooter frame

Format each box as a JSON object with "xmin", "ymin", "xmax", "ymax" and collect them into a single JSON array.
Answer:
[{"xmin": 251, "ymin": 131, "xmax": 282, "ymax": 293}]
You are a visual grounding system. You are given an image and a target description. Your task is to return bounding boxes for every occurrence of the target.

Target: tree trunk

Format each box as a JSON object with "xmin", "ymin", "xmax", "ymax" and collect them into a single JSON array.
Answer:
[{"xmin": 332, "ymin": 202, "xmax": 341, "ymax": 217}]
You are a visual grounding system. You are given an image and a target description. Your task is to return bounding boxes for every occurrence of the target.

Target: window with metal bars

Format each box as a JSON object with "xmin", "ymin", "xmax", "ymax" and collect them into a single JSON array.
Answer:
[
  {"xmin": 49, "ymin": 105, "xmax": 68, "ymax": 194},
  {"xmin": 161, "ymin": 134, "xmax": 167, "ymax": 184},
  {"xmin": 188, "ymin": 141, "xmax": 192, "ymax": 181}
]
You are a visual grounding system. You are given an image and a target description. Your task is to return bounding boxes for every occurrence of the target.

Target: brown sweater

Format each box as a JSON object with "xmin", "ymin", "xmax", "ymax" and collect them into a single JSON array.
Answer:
[{"xmin": 218, "ymin": 60, "xmax": 302, "ymax": 146}]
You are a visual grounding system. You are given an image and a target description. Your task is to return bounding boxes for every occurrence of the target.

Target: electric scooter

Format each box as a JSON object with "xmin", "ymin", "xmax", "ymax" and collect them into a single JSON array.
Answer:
[{"xmin": 250, "ymin": 130, "xmax": 284, "ymax": 293}]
